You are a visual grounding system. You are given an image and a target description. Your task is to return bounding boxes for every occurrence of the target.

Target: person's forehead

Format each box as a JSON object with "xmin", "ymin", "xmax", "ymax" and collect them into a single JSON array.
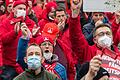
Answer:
[
  {"xmin": 27, "ymin": 46, "xmax": 41, "ymax": 52},
  {"xmin": 93, "ymin": 12, "xmax": 104, "ymax": 15},
  {"xmin": 56, "ymin": 11, "xmax": 65, "ymax": 15},
  {"xmin": 8, "ymin": 3, "xmax": 13, "ymax": 6},
  {"xmin": 41, "ymin": 41, "xmax": 52, "ymax": 45},
  {"xmin": 95, "ymin": 26, "xmax": 111, "ymax": 34}
]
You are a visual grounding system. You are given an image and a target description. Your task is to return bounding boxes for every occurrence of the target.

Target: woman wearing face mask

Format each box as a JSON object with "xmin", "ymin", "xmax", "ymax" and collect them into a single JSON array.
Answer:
[{"xmin": 16, "ymin": 26, "xmax": 67, "ymax": 80}]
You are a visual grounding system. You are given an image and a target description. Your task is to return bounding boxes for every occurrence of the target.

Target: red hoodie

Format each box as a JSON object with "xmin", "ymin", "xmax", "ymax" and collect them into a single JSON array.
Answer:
[
  {"xmin": 38, "ymin": 2, "xmax": 57, "ymax": 32},
  {"xmin": 69, "ymin": 15, "xmax": 120, "ymax": 63},
  {"xmin": 0, "ymin": 12, "xmax": 35, "ymax": 73},
  {"xmin": 38, "ymin": 9, "xmax": 51, "ymax": 32}
]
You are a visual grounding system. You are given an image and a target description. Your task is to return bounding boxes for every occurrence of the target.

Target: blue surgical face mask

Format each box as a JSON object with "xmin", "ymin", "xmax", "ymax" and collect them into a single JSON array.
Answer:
[{"xmin": 27, "ymin": 55, "xmax": 41, "ymax": 70}]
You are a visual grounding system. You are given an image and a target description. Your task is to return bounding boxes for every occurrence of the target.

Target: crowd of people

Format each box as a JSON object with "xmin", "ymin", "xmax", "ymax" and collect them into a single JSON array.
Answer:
[{"xmin": 0, "ymin": 0, "xmax": 120, "ymax": 80}]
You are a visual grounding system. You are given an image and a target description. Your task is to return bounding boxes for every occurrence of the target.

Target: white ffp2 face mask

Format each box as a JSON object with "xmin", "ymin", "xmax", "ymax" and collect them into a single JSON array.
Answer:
[
  {"xmin": 16, "ymin": 9, "xmax": 26, "ymax": 18},
  {"xmin": 43, "ymin": 52, "xmax": 53, "ymax": 60},
  {"xmin": 98, "ymin": 35, "xmax": 112, "ymax": 48}
]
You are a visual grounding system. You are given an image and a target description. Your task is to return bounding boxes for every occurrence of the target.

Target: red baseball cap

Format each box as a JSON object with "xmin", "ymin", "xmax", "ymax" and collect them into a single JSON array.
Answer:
[
  {"xmin": 42, "ymin": 23, "xmax": 59, "ymax": 40},
  {"xmin": 36, "ymin": 36, "xmax": 54, "ymax": 45},
  {"xmin": 13, "ymin": 0, "xmax": 27, "ymax": 7}
]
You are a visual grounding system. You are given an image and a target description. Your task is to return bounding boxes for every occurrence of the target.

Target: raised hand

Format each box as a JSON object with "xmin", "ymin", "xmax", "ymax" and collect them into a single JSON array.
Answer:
[
  {"xmin": 21, "ymin": 23, "xmax": 31, "ymax": 39},
  {"xmin": 57, "ymin": 20, "xmax": 65, "ymax": 31},
  {"xmin": 115, "ymin": 10, "xmax": 120, "ymax": 24},
  {"xmin": 71, "ymin": 0, "xmax": 82, "ymax": 18},
  {"xmin": 95, "ymin": 20, "xmax": 103, "ymax": 27},
  {"xmin": 14, "ymin": 22, "xmax": 20, "ymax": 35},
  {"xmin": 28, "ymin": 1, "xmax": 32, "ymax": 9},
  {"xmin": 85, "ymin": 55, "xmax": 102, "ymax": 80},
  {"xmin": 32, "ymin": 25, "xmax": 40, "ymax": 37}
]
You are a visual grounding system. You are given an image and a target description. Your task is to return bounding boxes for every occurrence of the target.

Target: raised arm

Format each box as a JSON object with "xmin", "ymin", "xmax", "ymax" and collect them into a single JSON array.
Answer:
[
  {"xmin": 69, "ymin": 0, "xmax": 90, "ymax": 62},
  {"xmin": 17, "ymin": 23, "xmax": 32, "ymax": 69}
]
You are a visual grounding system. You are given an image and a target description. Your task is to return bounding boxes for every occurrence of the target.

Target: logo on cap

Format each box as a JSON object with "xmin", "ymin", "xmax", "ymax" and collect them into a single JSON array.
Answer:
[
  {"xmin": 47, "ymin": 28, "xmax": 53, "ymax": 34},
  {"xmin": 44, "ymin": 37, "xmax": 49, "ymax": 41}
]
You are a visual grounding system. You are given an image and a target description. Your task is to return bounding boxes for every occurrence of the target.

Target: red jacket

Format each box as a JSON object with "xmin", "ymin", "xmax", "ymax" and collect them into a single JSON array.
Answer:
[
  {"xmin": 58, "ymin": 23, "xmax": 71, "ymax": 49},
  {"xmin": 38, "ymin": 10, "xmax": 54, "ymax": 32},
  {"xmin": 0, "ymin": 9, "xmax": 11, "ymax": 23},
  {"xmin": 58, "ymin": 23, "xmax": 78, "ymax": 64},
  {"xmin": 105, "ymin": 12, "xmax": 115, "ymax": 23},
  {"xmin": 114, "ymin": 27, "xmax": 120, "ymax": 46},
  {"xmin": 53, "ymin": 20, "xmax": 75, "ymax": 80},
  {"xmin": 0, "ymin": 13, "xmax": 35, "ymax": 69},
  {"xmin": 57, "ymin": 39, "xmax": 75, "ymax": 80},
  {"xmin": 69, "ymin": 16, "xmax": 120, "ymax": 63},
  {"xmin": 0, "ymin": 38, "xmax": 3, "ymax": 73},
  {"xmin": 111, "ymin": 19, "xmax": 120, "ymax": 46},
  {"xmin": 0, "ymin": 14, "xmax": 8, "ymax": 23},
  {"xmin": 32, "ymin": 5, "xmax": 43, "ymax": 21},
  {"xmin": 0, "ymin": 37, "xmax": 2, "ymax": 65}
]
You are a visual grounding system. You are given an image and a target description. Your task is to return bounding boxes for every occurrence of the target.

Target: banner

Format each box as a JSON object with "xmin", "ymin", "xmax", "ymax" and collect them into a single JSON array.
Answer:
[
  {"xmin": 97, "ymin": 48, "xmax": 120, "ymax": 80},
  {"xmin": 83, "ymin": 0, "xmax": 120, "ymax": 12}
]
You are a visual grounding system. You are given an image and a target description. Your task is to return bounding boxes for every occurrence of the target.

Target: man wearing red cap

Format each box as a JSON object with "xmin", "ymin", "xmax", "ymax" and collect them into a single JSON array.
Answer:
[
  {"xmin": 38, "ymin": 1, "xmax": 57, "ymax": 32},
  {"xmin": 0, "ymin": 0, "xmax": 35, "ymax": 80},
  {"xmin": 42, "ymin": 23, "xmax": 75, "ymax": 80},
  {"xmin": 0, "ymin": 0, "xmax": 13, "ymax": 23}
]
